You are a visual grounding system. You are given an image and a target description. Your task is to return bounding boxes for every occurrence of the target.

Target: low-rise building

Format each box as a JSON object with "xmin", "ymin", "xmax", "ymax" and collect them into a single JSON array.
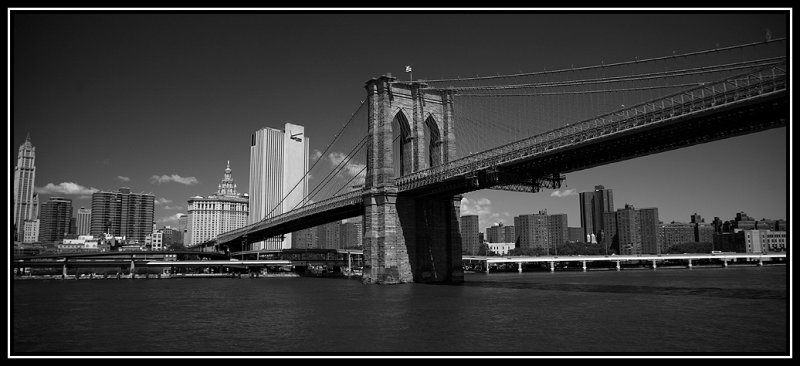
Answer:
[{"xmin": 487, "ymin": 242, "xmax": 516, "ymax": 255}]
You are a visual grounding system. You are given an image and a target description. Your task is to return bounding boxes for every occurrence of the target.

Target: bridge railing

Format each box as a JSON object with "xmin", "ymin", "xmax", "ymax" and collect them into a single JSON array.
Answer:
[
  {"xmin": 396, "ymin": 63, "xmax": 786, "ymax": 190},
  {"xmin": 216, "ymin": 190, "xmax": 363, "ymax": 244}
]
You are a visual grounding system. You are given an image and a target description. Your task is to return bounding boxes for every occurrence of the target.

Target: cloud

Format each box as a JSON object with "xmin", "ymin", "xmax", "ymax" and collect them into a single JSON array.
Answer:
[
  {"xmin": 311, "ymin": 149, "xmax": 323, "ymax": 161},
  {"xmin": 163, "ymin": 205, "xmax": 184, "ymax": 210},
  {"xmin": 327, "ymin": 151, "xmax": 366, "ymax": 186},
  {"xmin": 550, "ymin": 189, "xmax": 577, "ymax": 198},
  {"xmin": 150, "ymin": 174, "xmax": 198, "ymax": 185},
  {"xmin": 116, "ymin": 176, "xmax": 130, "ymax": 182},
  {"xmin": 461, "ymin": 197, "xmax": 499, "ymax": 228},
  {"xmin": 154, "ymin": 197, "xmax": 172, "ymax": 205},
  {"xmin": 159, "ymin": 213, "xmax": 184, "ymax": 225},
  {"xmin": 35, "ymin": 182, "xmax": 99, "ymax": 196}
]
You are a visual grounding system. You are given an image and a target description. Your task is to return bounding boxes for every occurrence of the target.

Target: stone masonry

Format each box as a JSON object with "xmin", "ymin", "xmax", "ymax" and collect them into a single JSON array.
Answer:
[{"xmin": 362, "ymin": 74, "xmax": 463, "ymax": 284}]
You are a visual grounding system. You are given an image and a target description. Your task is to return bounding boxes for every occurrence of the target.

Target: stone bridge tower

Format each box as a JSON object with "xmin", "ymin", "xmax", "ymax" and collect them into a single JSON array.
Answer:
[{"xmin": 362, "ymin": 74, "xmax": 463, "ymax": 284}]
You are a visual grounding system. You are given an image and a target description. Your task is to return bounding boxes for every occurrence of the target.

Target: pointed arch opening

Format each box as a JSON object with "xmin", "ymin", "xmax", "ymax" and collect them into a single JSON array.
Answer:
[
  {"xmin": 392, "ymin": 110, "xmax": 413, "ymax": 177},
  {"xmin": 424, "ymin": 114, "xmax": 443, "ymax": 168}
]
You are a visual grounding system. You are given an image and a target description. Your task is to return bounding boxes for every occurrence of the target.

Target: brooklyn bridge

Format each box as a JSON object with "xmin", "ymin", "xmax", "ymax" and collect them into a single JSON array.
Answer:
[{"xmin": 196, "ymin": 38, "xmax": 787, "ymax": 284}]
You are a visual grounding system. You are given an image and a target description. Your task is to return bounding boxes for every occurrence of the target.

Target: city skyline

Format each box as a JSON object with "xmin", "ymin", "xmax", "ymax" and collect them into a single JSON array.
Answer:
[{"xmin": 10, "ymin": 11, "xmax": 789, "ymax": 230}]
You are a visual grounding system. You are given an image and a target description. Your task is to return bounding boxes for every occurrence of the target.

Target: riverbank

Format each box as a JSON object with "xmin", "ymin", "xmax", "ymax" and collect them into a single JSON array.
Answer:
[{"xmin": 12, "ymin": 272, "xmax": 304, "ymax": 280}]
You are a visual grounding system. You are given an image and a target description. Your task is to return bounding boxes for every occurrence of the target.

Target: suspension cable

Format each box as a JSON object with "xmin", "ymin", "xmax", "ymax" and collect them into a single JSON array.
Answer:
[
  {"xmin": 262, "ymin": 100, "xmax": 366, "ymax": 221},
  {"xmin": 414, "ymin": 38, "xmax": 786, "ymax": 83}
]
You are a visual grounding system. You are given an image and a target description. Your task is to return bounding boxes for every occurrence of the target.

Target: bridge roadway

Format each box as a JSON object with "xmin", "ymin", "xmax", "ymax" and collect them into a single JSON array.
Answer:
[
  {"xmin": 212, "ymin": 64, "xmax": 787, "ymax": 251},
  {"xmin": 464, "ymin": 253, "xmax": 788, "ymax": 273}
]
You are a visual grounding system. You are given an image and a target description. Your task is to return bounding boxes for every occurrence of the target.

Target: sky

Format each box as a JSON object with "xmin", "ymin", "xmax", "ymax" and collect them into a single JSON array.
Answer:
[{"xmin": 9, "ymin": 9, "xmax": 790, "ymax": 231}]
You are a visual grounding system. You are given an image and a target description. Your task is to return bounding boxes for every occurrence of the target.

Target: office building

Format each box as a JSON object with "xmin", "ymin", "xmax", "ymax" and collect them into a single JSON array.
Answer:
[
  {"xmin": 568, "ymin": 227, "xmax": 583, "ymax": 242},
  {"xmin": 90, "ymin": 187, "xmax": 155, "ymax": 244},
  {"xmin": 13, "ymin": 134, "xmax": 38, "ymax": 241},
  {"xmin": 291, "ymin": 227, "xmax": 317, "ymax": 249},
  {"xmin": 22, "ymin": 219, "xmax": 39, "ymax": 243},
  {"xmin": 145, "ymin": 231, "xmax": 164, "ymax": 251},
  {"xmin": 515, "ymin": 211, "xmax": 550, "ymax": 253},
  {"xmin": 178, "ymin": 214, "xmax": 188, "ymax": 245},
  {"xmin": 579, "ymin": 185, "xmax": 614, "ymax": 243},
  {"xmin": 186, "ymin": 161, "xmax": 249, "ymax": 246},
  {"xmin": 249, "ymin": 123, "xmax": 309, "ymax": 250},
  {"xmin": 160, "ymin": 226, "xmax": 183, "ymax": 248},
  {"xmin": 695, "ymin": 223, "xmax": 715, "ymax": 244},
  {"xmin": 547, "ymin": 213, "xmax": 568, "ymax": 251},
  {"xmin": 658, "ymin": 222, "xmax": 695, "ymax": 253},
  {"xmin": 713, "ymin": 231, "xmax": 746, "ymax": 253},
  {"xmin": 638, "ymin": 208, "xmax": 659, "ymax": 254},
  {"xmin": 340, "ymin": 218, "xmax": 363, "ymax": 249},
  {"xmin": 460, "ymin": 215, "xmax": 480, "ymax": 255},
  {"xmin": 76, "ymin": 207, "xmax": 91, "ymax": 236},
  {"xmin": 734, "ymin": 212, "xmax": 757, "ymax": 230},
  {"xmin": 486, "ymin": 223, "xmax": 514, "ymax": 244},
  {"xmin": 39, "ymin": 197, "xmax": 73, "ymax": 243},
  {"xmin": 317, "ymin": 221, "xmax": 341, "ymax": 249},
  {"xmin": 602, "ymin": 205, "xmax": 660, "ymax": 255},
  {"xmin": 615, "ymin": 205, "xmax": 641, "ymax": 255},
  {"xmin": 743, "ymin": 230, "xmax": 787, "ymax": 254}
]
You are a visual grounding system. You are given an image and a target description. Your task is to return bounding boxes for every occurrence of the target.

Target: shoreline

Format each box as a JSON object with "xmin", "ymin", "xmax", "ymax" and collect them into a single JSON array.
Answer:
[{"xmin": 13, "ymin": 263, "xmax": 783, "ymax": 280}]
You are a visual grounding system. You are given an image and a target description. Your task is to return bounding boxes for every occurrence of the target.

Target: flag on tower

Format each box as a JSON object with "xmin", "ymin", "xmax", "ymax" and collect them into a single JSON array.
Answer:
[{"xmin": 405, "ymin": 66, "xmax": 412, "ymax": 73}]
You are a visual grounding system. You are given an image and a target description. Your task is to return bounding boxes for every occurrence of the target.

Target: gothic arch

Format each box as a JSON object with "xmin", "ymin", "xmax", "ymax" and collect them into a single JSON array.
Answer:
[
  {"xmin": 425, "ymin": 114, "xmax": 443, "ymax": 168},
  {"xmin": 392, "ymin": 109, "xmax": 413, "ymax": 176}
]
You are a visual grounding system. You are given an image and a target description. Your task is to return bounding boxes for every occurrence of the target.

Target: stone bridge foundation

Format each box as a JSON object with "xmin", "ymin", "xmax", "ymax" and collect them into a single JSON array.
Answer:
[{"xmin": 362, "ymin": 190, "xmax": 464, "ymax": 284}]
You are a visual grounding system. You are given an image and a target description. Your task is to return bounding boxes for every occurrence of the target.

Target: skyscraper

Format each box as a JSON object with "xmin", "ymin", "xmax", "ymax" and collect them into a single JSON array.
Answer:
[
  {"xmin": 486, "ymin": 223, "xmax": 512, "ymax": 243},
  {"xmin": 90, "ymin": 187, "xmax": 155, "ymax": 244},
  {"xmin": 579, "ymin": 185, "xmax": 614, "ymax": 243},
  {"xmin": 514, "ymin": 211, "xmax": 551, "ymax": 253},
  {"xmin": 13, "ymin": 134, "xmax": 37, "ymax": 241},
  {"xmin": 186, "ymin": 161, "xmax": 249, "ymax": 246},
  {"xmin": 317, "ymin": 221, "xmax": 341, "ymax": 249},
  {"xmin": 39, "ymin": 197, "xmax": 72, "ymax": 243},
  {"xmin": 178, "ymin": 214, "xmax": 188, "ymax": 245},
  {"xmin": 76, "ymin": 207, "xmax": 91, "ymax": 235},
  {"xmin": 615, "ymin": 204, "xmax": 641, "ymax": 255},
  {"xmin": 547, "ymin": 213, "xmax": 568, "ymax": 253},
  {"xmin": 603, "ymin": 205, "xmax": 660, "ymax": 255},
  {"xmin": 249, "ymin": 123, "xmax": 309, "ymax": 250},
  {"xmin": 339, "ymin": 218, "xmax": 363, "ymax": 249},
  {"xmin": 460, "ymin": 215, "xmax": 480, "ymax": 255},
  {"xmin": 639, "ymin": 208, "xmax": 660, "ymax": 254}
]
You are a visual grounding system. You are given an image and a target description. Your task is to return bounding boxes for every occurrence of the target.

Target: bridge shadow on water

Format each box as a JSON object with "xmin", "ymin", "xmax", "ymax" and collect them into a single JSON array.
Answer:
[{"xmin": 441, "ymin": 280, "xmax": 786, "ymax": 301}]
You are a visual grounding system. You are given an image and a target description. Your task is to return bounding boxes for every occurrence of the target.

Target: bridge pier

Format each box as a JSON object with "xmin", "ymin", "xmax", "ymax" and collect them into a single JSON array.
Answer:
[
  {"xmin": 62, "ymin": 263, "xmax": 68, "ymax": 278},
  {"xmin": 518, "ymin": 262, "xmax": 523, "ymax": 273},
  {"xmin": 582, "ymin": 261, "xmax": 587, "ymax": 272},
  {"xmin": 758, "ymin": 258, "xmax": 764, "ymax": 266},
  {"xmin": 723, "ymin": 259, "xmax": 728, "ymax": 268},
  {"xmin": 687, "ymin": 259, "xmax": 693, "ymax": 269},
  {"xmin": 362, "ymin": 75, "xmax": 462, "ymax": 285},
  {"xmin": 616, "ymin": 261, "xmax": 621, "ymax": 271},
  {"xmin": 130, "ymin": 259, "xmax": 136, "ymax": 278},
  {"xmin": 485, "ymin": 261, "xmax": 490, "ymax": 274},
  {"xmin": 652, "ymin": 260, "xmax": 657, "ymax": 270},
  {"xmin": 550, "ymin": 261, "xmax": 555, "ymax": 272}
]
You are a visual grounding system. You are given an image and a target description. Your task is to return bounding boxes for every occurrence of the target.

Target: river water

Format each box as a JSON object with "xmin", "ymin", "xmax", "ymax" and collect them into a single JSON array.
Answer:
[{"xmin": 11, "ymin": 265, "xmax": 788, "ymax": 355}]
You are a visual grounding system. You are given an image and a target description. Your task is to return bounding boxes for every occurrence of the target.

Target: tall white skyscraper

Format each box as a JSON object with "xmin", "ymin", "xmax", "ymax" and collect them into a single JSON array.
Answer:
[
  {"xmin": 249, "ymin": 122, "xmax": 309, "ymax": 250},
  {"xmin": 13, "ymin": 134, "xmax": 37, "ymax": 241}
]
